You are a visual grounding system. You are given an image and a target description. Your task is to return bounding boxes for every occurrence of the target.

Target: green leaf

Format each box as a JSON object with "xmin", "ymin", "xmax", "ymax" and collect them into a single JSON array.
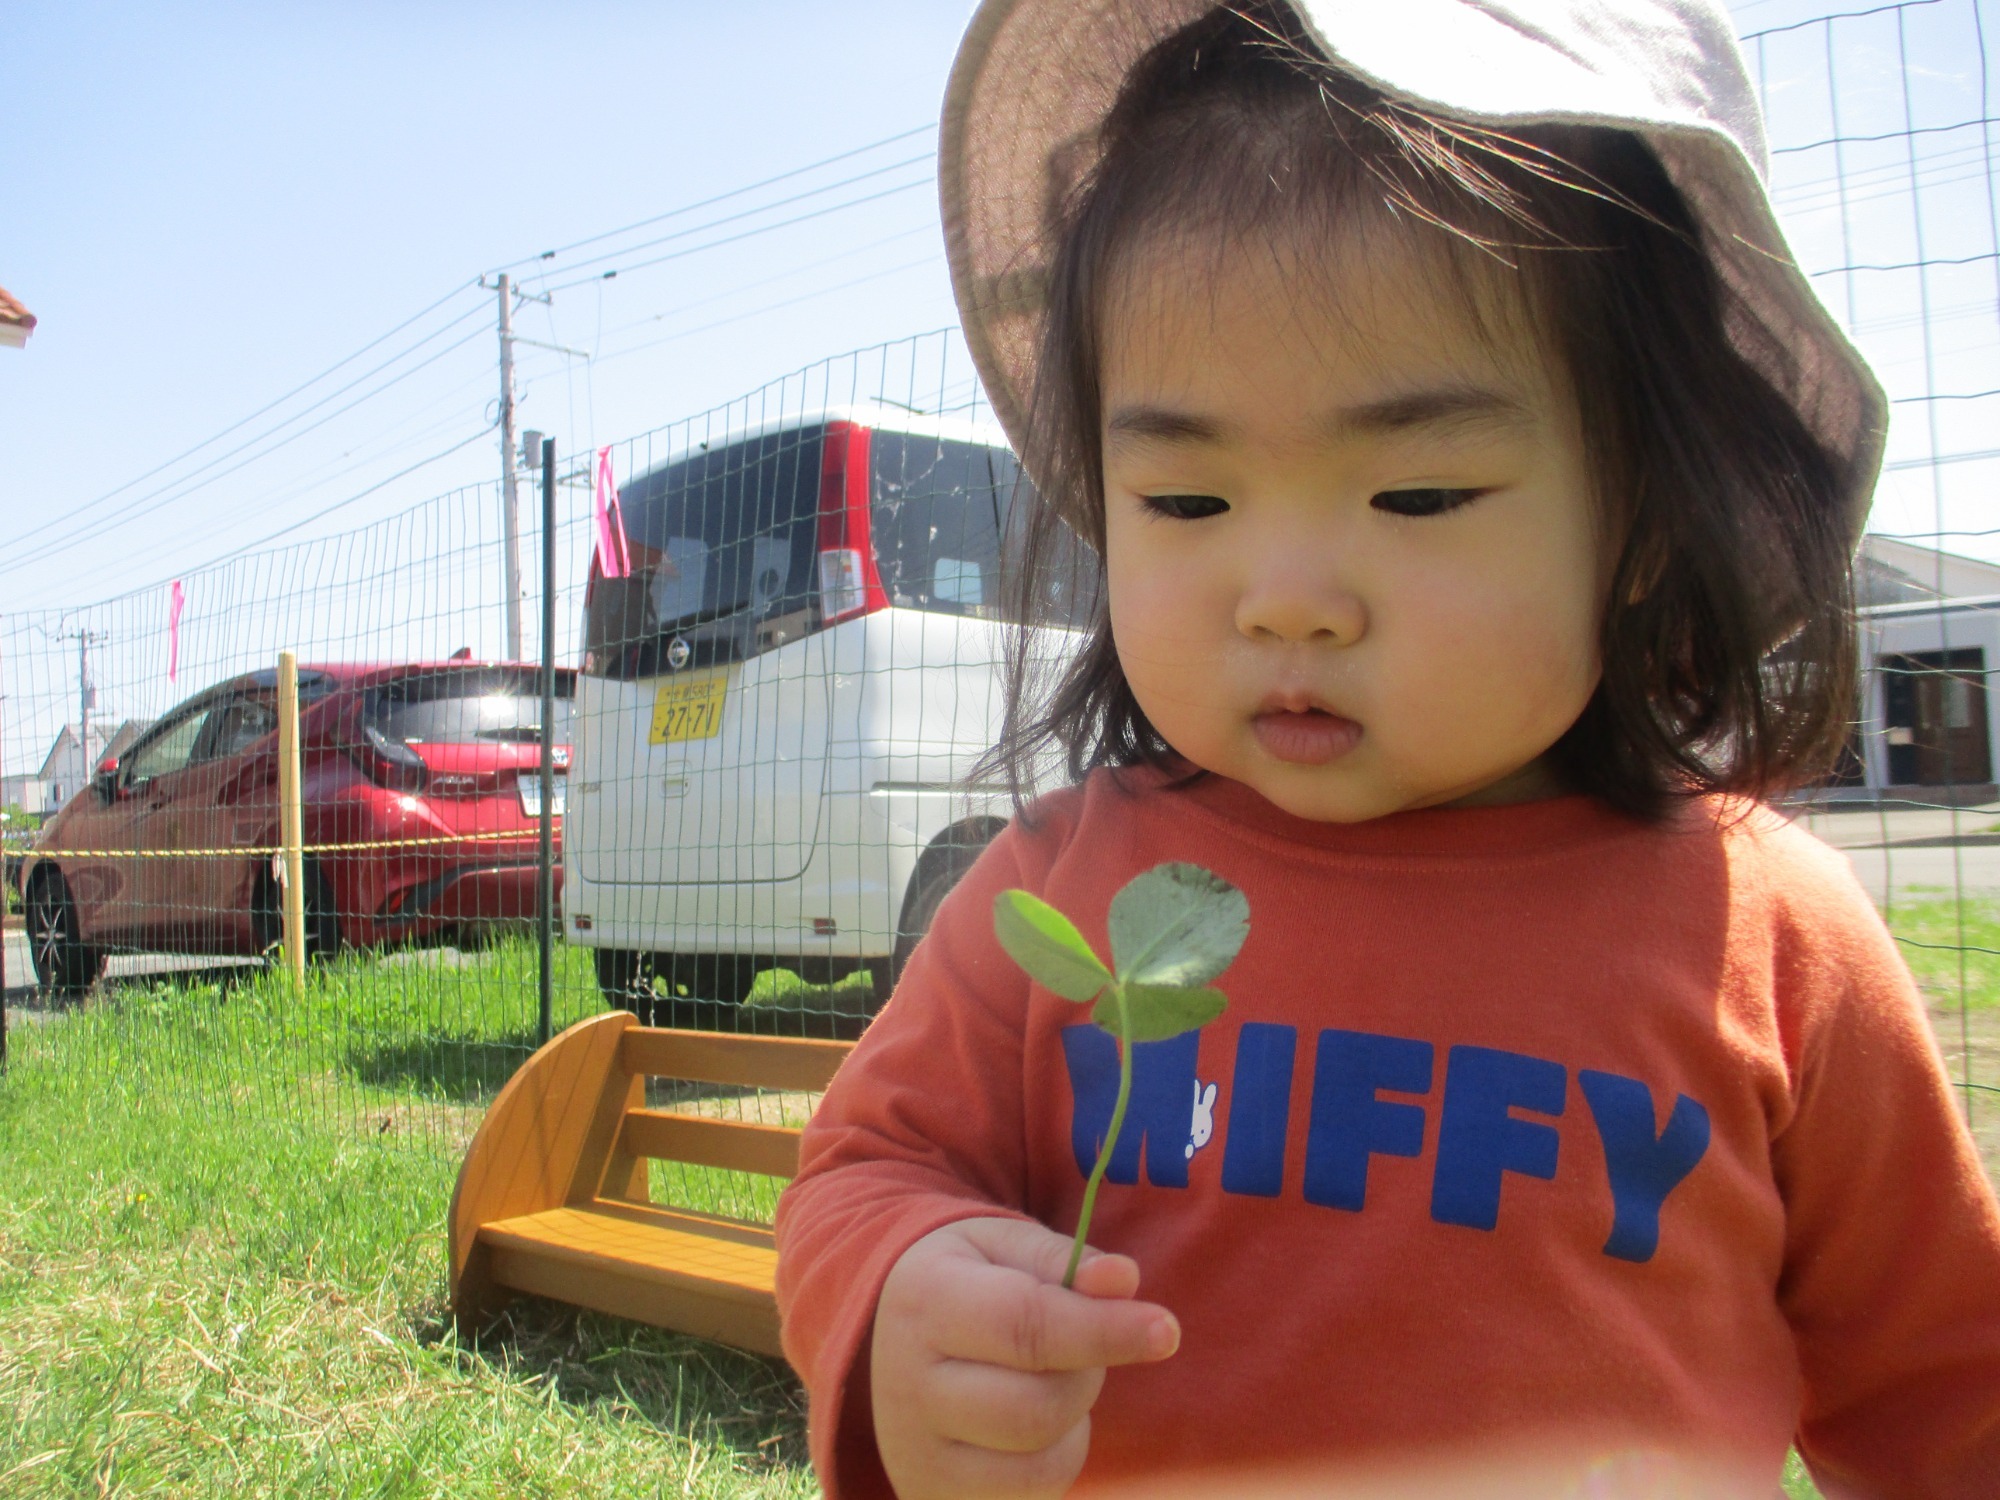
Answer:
[
  {"xmin": 1092, "ymin": 983, "xmax": 1229, "ymax": 1043},
  {"xmin": 993, "ymin": 889, "xmax": 1113, "ymax": 1003},
  {"xmin": 1106, "ymin": 862, "xmax": 1250, "ymax": 987}
]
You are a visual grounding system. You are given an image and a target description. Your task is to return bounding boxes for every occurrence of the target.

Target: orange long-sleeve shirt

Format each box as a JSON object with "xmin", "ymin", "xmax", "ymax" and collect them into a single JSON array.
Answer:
[{"xmin": 774, "ymin": 768, "xmax": 2000, "ymax": 1497}]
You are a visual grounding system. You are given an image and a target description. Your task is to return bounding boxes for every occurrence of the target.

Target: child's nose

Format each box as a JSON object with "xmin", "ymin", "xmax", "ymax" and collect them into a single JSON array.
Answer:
[{"xmin": 1233, "ymin": 561, "xmax": 1366, "ymax": 646}]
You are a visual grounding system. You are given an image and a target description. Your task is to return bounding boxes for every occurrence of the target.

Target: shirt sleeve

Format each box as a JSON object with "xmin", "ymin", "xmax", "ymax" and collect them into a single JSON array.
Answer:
[
  {"xmin": 774, "ymin": 819, "xmax": 1053, "ymax": 1499},
  {"xmin": 1772, "ymin": 872, "xmax": 2000, "ymax": 1497}
]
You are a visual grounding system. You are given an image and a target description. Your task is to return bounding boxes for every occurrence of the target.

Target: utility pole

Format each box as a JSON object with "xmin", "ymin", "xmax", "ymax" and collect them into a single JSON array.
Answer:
[
  {"xmin": 486, "ymin": 273, "xmax": 581, "ymax": 663},
  {"xmin": 79, "ymin": 632, "xmax": 91, "ymax": 767},
  {"xmin": 497, "ymin": 273, "xmax": 524, "ymax": 661},
  {"xmin": 75, "ymin": 630, "xmax": 103, "ymax": 772}
]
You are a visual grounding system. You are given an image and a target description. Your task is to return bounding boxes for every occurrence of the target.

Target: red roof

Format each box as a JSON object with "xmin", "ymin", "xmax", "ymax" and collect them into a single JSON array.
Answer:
[{"xmin": 0, "ymin": 285, "xmax": 36, "ymax": 333}]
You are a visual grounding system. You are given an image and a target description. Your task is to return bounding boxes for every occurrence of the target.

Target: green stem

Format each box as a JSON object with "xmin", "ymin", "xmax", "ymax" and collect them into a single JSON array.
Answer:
[{"xmin": 1063, "ymin": 983, "xmax": 1134, "ymax": 1289}]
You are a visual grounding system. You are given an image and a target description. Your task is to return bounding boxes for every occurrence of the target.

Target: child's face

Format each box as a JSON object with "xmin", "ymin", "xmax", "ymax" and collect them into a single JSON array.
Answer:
[{"xmin": 1098, "ymin": 227, "xmax": 1609, "ymax": 823}]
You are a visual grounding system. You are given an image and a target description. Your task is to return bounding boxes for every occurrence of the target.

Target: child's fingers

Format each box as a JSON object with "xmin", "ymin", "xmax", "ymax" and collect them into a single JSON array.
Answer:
[
  {"xmin": 926, "ymin": 1255, "xmax": 1180, "ymax": 1372},
  {"xmin": 1068, "ymin": 1248, "xmax": 1142, "ymax": 1300},
  {"xmin": 954, "ymin": 1215, "xmax": 1142, "ymax": 1296},
  {"xmin": 926, "ymin": 1416, "xmax": 1095, "ymax": 1500},
  {"xmin": 921, "ymin": 1357, "xmax": 1105, "ymax": 1453}
]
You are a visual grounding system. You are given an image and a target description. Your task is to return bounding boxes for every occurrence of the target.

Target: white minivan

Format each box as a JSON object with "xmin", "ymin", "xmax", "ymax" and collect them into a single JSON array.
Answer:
[{"xmin": 564, "ymin": 405, "xmax": 1083, "ymax": 1026}]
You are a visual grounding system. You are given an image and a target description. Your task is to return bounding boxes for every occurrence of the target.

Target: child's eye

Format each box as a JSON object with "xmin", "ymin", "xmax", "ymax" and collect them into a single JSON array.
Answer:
[
  {"xmin": 1140, "ymin": 493, "xmax": 1229, "ymax": 520},
  {"xmin": 1371, "ymin": 487, "xmax": 1484, "ymax": 517}
]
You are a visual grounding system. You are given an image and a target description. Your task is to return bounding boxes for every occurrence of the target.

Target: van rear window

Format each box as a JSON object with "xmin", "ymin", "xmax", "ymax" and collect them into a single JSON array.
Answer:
[
  {"xmin": 583, "ymin": 423, "xmax": 1095, "ymax": 679},
  {"xmin": 584, "ymin": 426, "xmax": 825, "ymax": 679},
  {"xmin": 871, "ymin": 434, "xmax": 1094, "ymax": 628},
  {"xmin": 870, "ymin": 434, "xmax": 1010, "ymax": 618}
]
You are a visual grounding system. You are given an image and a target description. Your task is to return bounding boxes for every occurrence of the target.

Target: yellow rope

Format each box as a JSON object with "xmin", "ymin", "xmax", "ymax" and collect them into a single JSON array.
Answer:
[{"xmin": 16, "ymin": 827, "xmax": 552, "ymax": 860}]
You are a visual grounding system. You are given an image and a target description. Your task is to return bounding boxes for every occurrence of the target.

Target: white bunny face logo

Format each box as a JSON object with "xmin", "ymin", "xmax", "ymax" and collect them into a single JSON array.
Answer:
[{"xmin": 1186, "ymin": 1078, "xmax": 1219, "ymax": 1159}]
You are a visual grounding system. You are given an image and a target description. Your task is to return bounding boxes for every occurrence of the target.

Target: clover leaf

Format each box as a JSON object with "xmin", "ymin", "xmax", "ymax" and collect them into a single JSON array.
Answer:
[
  {"xmin": 1108, "ymin": 861, "xmax": 1250, "ymax": 988},
  {"xmin": 993, "ymin": 863, "xmax": 1247, "ymax": 1286},
  {"xmin": 994, "ymin": 889, "xmax": 1113, "ymax": 1002},
  {"xmin": 1092, "ymin": 982, "xmax": 1229, "ymax": 1043}
]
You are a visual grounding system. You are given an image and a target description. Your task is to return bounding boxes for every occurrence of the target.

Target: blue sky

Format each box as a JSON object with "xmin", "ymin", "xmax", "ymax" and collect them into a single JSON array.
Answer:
[
  {"xmin": 0, "ymin": 1, "xmax": 971, "ymax": 610},
  {"xmin": 2, "ymin": 0, "xmax": 1996, "ymax": 621}
]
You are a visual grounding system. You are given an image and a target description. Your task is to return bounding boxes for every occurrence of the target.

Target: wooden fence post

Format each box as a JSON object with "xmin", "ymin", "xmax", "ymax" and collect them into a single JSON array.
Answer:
[{"xmin": 277, "ymin": 649, "xmax": 306, "ymax": 989}]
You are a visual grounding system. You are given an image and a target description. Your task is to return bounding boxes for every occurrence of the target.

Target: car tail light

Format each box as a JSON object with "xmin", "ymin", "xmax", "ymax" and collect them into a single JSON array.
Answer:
[
  {"xmin": 354, "ymin": 724, "xmax": 428, "ymax": 793},
  {"xmin": 817, "ymin": 421, "xmax": 888, "ymax": 625}
]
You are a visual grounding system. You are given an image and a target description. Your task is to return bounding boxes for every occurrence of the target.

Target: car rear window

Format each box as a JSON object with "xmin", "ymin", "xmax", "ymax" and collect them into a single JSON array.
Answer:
[{"xmin": 366, "ymin": 668, "xmax": 576, "ymax": 746}]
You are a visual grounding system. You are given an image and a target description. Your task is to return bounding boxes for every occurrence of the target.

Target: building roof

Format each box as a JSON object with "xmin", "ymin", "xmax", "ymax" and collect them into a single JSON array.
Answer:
[
  {"xmin": 1857, "ymin": 535, "xmax": 2000, "ymax": 608},
  {"xmin": 35, "ymin": 726, "xmax": 80, "ymax": 780},
  {"xmin": 31, "ymin": 719, "xmax": 153, "ymax": 780},
  {"xmin": 100, "ymin": 720, "xmax": 149, "ymax": 763},
  {"xmin": 0, "ymin": 285, "xmax": 36, "ymax": 347}
]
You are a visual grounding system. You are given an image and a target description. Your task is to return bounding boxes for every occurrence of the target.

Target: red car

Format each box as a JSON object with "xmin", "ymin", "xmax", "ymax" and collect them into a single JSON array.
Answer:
[{"xmin": 21, "ymin": 661, "xmax": 573, "ymax": 995}]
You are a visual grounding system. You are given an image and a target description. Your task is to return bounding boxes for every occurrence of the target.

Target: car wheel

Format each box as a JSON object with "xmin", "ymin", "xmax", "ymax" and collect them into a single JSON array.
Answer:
[
  {"xmin": 885, "ymin": 826, "xmax": 1000, "ymax": 1004},
  {"xmin": 655, "ymin": 953, "xmax": 767, "ymax": 1031},
  {"xmin": 251, "ymin": 858, "xmax": 342, "ymax": 964},
  {"xmin": 593, "ymin": 950, "xmax": 765, "ymax": 1030},
  {"xmin": 594, "ymin": 947, "xmax": 658, "ymax": 1024},
  {"xmin": 26, "ymin": 869, "xmax": 104, "ymax": 999}
]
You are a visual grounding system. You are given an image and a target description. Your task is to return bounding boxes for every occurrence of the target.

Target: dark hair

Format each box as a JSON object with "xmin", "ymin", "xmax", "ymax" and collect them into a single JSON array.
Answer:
[{"xmin": 982, "ymin": 2, "xmax": 1860, "ymax": 821}]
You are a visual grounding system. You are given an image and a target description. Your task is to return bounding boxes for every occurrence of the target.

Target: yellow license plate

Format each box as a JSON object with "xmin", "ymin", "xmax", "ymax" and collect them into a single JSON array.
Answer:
[{"xmin": 650, "ymin": 672, "xmax": 729, "ymax": 744}]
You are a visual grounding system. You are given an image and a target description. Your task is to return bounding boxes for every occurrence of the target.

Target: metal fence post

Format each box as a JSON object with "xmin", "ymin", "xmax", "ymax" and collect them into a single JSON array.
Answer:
[
  {"xmin": 537, "ymin": 438, "xmax": 556, "ymax": 1047},
  {"xmin": 278, "ymin": 649, "xmax": 307, "ymax": 990}
]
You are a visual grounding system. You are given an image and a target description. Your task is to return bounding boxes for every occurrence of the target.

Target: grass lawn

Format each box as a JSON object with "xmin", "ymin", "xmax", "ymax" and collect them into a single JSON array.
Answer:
[
  {"xmin": 0, "ymin": 947, "xmax": 818, "ymax": 1498},
  {"xmin": 1880, "ymin": 894, "xmax": 2000, "ymax": 1183},
  {"xmin": 6, "ymin": 919, "xmax": 1979, "ymax": 1497}
]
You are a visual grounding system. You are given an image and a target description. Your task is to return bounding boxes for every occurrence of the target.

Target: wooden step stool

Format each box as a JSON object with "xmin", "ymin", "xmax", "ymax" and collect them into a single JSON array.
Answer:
[{"xmin": 449, "ymin": 1010, "xmax": 852, "ymax": 1357}]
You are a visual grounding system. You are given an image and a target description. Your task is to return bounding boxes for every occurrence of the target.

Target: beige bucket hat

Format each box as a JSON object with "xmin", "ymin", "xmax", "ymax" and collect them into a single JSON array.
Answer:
[{"xmin": 938, "ymin": 0, "xmax": 1888, "ymax": 547}]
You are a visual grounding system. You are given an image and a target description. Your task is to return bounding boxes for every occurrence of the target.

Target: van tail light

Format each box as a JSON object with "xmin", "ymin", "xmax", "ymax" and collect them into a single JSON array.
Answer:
[
  {"xmin": 817, "ymin": 548, "xmax": 866, "ymax": 620},
  {"xmin": 353, "ymin": 724, "xmax": 429, "ymax": 793},
  {"xmin": 816, "ymin": 421, "xmax": 888, "ymax": 625}
]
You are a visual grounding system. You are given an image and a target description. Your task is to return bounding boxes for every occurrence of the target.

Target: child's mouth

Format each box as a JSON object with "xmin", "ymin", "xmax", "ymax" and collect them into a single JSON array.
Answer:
[{"xmin": 1252, "ymin": 708, "xmax": 1362, "ymax": 766}]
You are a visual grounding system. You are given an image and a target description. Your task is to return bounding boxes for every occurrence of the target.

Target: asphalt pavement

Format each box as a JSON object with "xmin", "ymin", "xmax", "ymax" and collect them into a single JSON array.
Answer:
[
  {"xmin": 2, "ymin": 925, "xmax": 256, "ymax": 1013},
  {"xmin": 4, "ymin": 804, "xmax": 1998, "ymax": 1010},
  {"xmin": 1788, "ymin": 801, "xmax": 2000, "ymax": 902}
]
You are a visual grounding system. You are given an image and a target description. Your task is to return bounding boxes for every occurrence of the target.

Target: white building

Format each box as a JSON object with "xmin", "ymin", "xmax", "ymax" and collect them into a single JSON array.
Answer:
[
  {"xmin": 2, "ymin": 720, "xmax": 150, "ymax": 815},
  {"xmin": 1826, "ymin": 537, "xmax": 2000, "ymax": 801}
]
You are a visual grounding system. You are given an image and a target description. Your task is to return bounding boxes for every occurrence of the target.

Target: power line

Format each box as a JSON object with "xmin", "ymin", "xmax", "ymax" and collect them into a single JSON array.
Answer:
[
  {"xmin": 489, "ymin": 122, "xmax": 934, "ymax": 274},
  {"xmin": 6, "ymin": 131, "xmax": 944, "ymax": 581},
  {"xmin": 151, "ymin": 425, "xmax": 499, "ymax": 581},
  {"xmin": 0, "ymin": 288, "xmax": 484, "ymax": 564},
  {"xmin": 138, "ymin": 393, "xmax": 500, "ymax": 568},
  {"xmin": 1, "ymin": 322, "xmax": 498, "ymax": 576},
  {"xmin": 589, "ymin": 223, "xmax": 936, "ymax": 345},
  {"xmin": 589, "ymin": 254, "xmax": 945, "ymax": 370},
  {"xmin": 544, "ymin": 174, "xmax": 936, "ymax": 294},
  {"xmin": 0, "ymin": 280, "xmax": 483, "ymax": 559},
  {"xmin": 525, "ymin": 151, "xmax": 935, "ymax": 284}
]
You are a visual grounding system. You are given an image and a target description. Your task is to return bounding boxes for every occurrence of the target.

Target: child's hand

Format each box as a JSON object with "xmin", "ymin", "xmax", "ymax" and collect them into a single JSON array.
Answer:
[{"xmin": 871, "ymin": 1216, "xmax": 1180, "ymax": 1499}]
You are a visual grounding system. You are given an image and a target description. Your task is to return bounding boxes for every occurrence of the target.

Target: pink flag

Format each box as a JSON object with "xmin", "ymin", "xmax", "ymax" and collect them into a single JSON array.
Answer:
[
  {"xmin": 593, "ymin": 446, "xmax": 630, "ymax": 579},
  {"xmin": 167, "ymin": 580, "xmax": 185, "ymax": 684}
]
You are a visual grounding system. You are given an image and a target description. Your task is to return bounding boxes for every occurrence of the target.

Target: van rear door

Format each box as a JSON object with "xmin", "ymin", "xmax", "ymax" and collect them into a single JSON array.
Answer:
[{"xmin": 574, "ymin": 425, "xmax": 831, "ymax": 885}]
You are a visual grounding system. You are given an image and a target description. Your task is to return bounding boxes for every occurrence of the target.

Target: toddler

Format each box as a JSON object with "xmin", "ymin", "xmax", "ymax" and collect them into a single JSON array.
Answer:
[{"xmin": 775, "ymin": 2, "xmax": 2000, "ymax": 1495}]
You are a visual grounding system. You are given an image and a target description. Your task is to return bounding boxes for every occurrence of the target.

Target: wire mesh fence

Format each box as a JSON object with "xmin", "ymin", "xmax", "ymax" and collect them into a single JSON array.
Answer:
[
  {"xmin": 0, "ymin": 329, "xmax": 1034, "ymax": 1209},
  {"xmin": 1745, "ymin": 0, "xmax": 2000, "ymax": 1177},
  {"xmin": 5, "ymin": 4, "xmax": 2000, "ymax": 1214}
]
